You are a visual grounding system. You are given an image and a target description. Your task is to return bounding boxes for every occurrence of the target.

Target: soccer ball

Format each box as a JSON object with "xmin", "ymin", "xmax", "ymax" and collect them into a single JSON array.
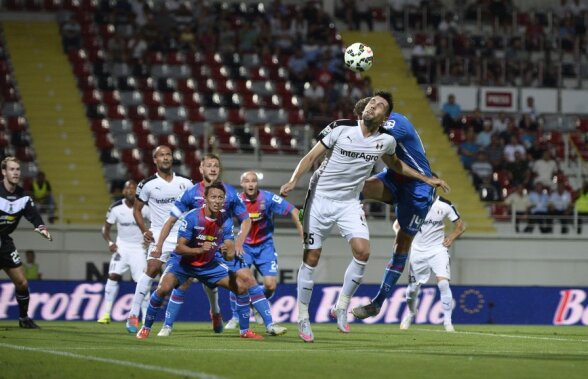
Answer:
[{"xmin": 344, "ymin": 42, "xmax": 373, "ymax": 72}]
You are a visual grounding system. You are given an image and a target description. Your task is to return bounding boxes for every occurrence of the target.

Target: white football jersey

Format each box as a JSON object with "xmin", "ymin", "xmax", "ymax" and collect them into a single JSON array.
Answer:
[
  {"xmin": 310, "ymin": 119, "xmax": 396, "ymax": 200},
  {"xmin": 136, "ymin": 173, "xmax": 192, "ymax": 236},
  {"xmin": 411, "ymin": 197, "xmax": 460, "ymax": 254},
  {"xmin": 106, "ymin": 199, "xmax": 150, "ymax": 245}
]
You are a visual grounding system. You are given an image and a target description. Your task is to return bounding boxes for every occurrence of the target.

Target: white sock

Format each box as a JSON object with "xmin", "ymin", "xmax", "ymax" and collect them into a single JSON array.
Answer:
[
  {"xmin": 103, "ymin": 279, "xmax": 119, "ymax": 315},
  {"xmin": 405, "ymin": 282, "xmax": 420, "ymax": 314},
  {"xmin": 438, "ymin": 279, "xmax": 453, "ymax": 324},
  {"xmin": 336, "ymin": 258, "xmax": 366, "ymax": 310},
  {"xmin": 130, "ymin": 273, "xmax": 153, "ymax": 317},
  {"xmin": 297, "ymin": 263, "xmax": 315, "ymax": 321},
  {"xmin": 141, "ymin": 296, "xmax": 149, "ymax": 324},
  {"xmin": 204, "ymin": 286, "xmax": 220, "ymax": 314}
]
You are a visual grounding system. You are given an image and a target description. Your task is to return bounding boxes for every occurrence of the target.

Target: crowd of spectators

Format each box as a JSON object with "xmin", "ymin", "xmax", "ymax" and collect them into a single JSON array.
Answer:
[{"xmin": 397, "ymin": 0, "xmax": 588, "ymax": 88}]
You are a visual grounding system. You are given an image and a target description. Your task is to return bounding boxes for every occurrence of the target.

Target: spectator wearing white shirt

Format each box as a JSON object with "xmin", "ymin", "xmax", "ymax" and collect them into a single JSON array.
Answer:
[
  {"xmin": 526, "ymin": 182, "xmax": 551, "ymax": 233},
  {"xmin": 504, "ymin": 184, "xmax": 532, "ymax": 232},
  {"xmin": 503, "ymin": 135, "xmax": 526, "ymax": 163},
  {"xmin": 548, "ymin": 182, "xmax": 573, "ymax": 234},
  {"xmin": 532, "ymin": 150, "xmax": 558, "ymax": 188}
]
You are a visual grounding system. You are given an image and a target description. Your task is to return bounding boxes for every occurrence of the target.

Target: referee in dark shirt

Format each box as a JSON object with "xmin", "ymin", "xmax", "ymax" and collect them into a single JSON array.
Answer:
[{"xmin": 0, "ymin": 157, "xmax": 52, "ymax": 328}]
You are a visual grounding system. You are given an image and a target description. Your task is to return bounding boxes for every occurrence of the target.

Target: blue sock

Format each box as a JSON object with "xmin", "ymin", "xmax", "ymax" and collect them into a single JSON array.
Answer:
[
  {"xmin": 235, "ymin": 293, "xmax": 251, "ymax": 333},
  {"xmin": 249, "ymin": 285, "xmax": 272, "ymax": 327},
  {"xmin": 144, "ymin": 292, "xmax": 164, "ymax": 329},
  {"xmin": 372, "ymin": 254, "xmax": 408, "ymax": 307},
  {"xmin": 229, "ymin": 291, "xmax": 238, "ymax": 320},
  {"xmin": 164, "ymin": 288, "xmax": 185, "ymax": 327},
  {"xmin": 264, "ymin": 287, "xmax": 275, "ymax": 301}
]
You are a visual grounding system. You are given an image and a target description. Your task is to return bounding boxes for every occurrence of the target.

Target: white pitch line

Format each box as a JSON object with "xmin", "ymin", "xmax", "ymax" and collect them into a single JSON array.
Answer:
[
  {"xmin": 413, "ymin": 327, "xmax": 588, "ymax": 343},
  {"xmin": 0, "ymin": 343, "xmax": 226, "ymax": 379}
]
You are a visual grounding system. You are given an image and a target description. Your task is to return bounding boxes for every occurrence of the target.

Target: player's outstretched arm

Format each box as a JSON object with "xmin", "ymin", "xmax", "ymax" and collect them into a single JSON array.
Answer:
[
  {"xmin": 443, "ymin": 218, "xmax": 466, "ymax": 247},
  {"xmin": 382, "ymin": 154, "xmax": 451, "ymax": 193},
  {"xmin": 280, "ymin": 142, "xmax": 327, "ymax": 197},
  {"xmin": 290, "ymin": 208, "xmax": 304, "ymax": 240}
]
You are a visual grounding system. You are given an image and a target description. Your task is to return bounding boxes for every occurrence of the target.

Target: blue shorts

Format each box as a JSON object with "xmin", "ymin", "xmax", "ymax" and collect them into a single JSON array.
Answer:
[
  {"xmin": 244, "ymin": 239, "xmax": 278, "ymax": 277},
  {"xmin": 219, "ymin": 252, "xmax": 250, "ymax": 273},
  {"xmin": 165, "ymin": 254, "xmax": 229, "ymax": 289},
  {"xmin": 374, "ymin": 169, "xmax": 435, "ymax": 236}
]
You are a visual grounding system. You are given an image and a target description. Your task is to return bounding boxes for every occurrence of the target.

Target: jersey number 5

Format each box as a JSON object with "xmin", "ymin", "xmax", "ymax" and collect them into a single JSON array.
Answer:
[{"xmin": 303, "ymin": 233, "xmax": 315, "ymax": 245}]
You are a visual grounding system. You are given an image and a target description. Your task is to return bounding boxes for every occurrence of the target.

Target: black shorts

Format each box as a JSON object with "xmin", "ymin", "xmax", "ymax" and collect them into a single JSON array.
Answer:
[{"xmin": 0, "ymin": 239, "xmax": 21, "ymax": 269}]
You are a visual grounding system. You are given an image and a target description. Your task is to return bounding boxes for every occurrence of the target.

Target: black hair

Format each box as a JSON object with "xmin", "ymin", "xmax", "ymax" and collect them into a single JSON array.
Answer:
[
  {"xmin": 374, "ymin": 90, "xmax": 394, "ymax": 114},
  {"xmin": 354, "ymin": 97, "xmax": 371, "ymax": 117},
  {"xmin": 205, "ymin": 181, "xmax": 226, "ymax": 196}
]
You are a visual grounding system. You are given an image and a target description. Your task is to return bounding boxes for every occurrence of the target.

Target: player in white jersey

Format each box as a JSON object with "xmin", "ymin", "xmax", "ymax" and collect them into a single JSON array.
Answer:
[
  {"xmin": 97, "ymin": 180, "xmax": 150, "ymax": 324},
  {"xmin": 280, "ymin": 91, "xmax": 447, "ymax": 342},
  {"xmin": 397, "ymin": 195, "xmax": 465, "ymax": 332},
  {"xmin": 125, "ymin": 145, "xmax": 193, "ymax": 333}
]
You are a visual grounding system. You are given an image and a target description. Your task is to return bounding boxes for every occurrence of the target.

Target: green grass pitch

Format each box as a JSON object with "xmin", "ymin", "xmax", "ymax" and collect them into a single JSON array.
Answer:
[{"xmin": 1, "ymin": 321, "xmax": 586, "ymax": 379}]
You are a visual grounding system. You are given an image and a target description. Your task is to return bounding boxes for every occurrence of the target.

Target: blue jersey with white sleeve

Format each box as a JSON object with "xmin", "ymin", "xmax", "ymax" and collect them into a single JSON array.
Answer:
[
  {"xmin": 375, "ymin": 112, "xmax": 435, "ymax": 236},
  {"xmin": 382, "ymin": 112, "xmax": 432, "ymax": 176}
]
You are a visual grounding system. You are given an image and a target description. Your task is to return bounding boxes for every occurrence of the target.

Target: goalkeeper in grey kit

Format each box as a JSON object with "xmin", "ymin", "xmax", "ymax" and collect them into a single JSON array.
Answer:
[{"xmin": 0, "ymin": 157, "xmax": 52, "ymax": 329}]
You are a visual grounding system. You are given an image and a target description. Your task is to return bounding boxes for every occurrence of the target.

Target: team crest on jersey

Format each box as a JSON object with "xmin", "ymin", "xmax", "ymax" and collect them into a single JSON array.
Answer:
[
  {"xmin": 179, "ymin": 218, "xmax": 188, "ymax": 231},
  {"xmin": 180, "ymin": 183, "xmax": 187, "ymax": 190},
  {"xmin": 375, "ymin": 143, "xmax": 383, "ymax": 149},
  {"xmin": 318, "ymin": 125, "xmax": 332, "ymax": 139},
  {"xmin": 272, "ymin": 194, "xmax": 283, "ymax": 204},
  {"xmin": 383, "ymin": 120, "xmax": 396, "ymax": 129}
]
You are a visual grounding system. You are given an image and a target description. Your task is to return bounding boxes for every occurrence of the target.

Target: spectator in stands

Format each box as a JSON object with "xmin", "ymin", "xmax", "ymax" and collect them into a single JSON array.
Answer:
[
  {"xmin": 548, "ymin": 182, "xmax": 573, "ymax": 234},
  {"xmin": 389, "ymin": 0, "xmax": 406, "ymax": 30},
  {"xmin": 315, "ymin": 60, "xmax": 334, "ymax": 88},
  {"xmin": 527, "ymin": 138, "xmax": 547, "ymax": 161},
  {"xmin": 128, "ymin": 30, "xmax": 148, "ymax": 60},
  {"xmin": 504, "ymin": 184, "xmax": 532, "ymax": 232},
  {"xmin": 498, "ymin": 117, "xmax": 517, "ymax": 145},
  {"xmin": 290, "ymin": 12, "xmax": 309, "ymax": 45},
  {"xmin": 524, "ymin": 96, "xmax": 539, "ymax": 123},
  {"xmin": 525, "ymin": 14, "xmax": 545, "ymax": 50},
  {"xmin": 303, "ymin": 80, "xmax": 326, "ymax": 118},
  {"xmin": 272, "ymin": 17, "xmax": 295, "ymax": 56},
  {"xmin": 441, "ymin": 94, "xmax": 462, "ymax": 133},
  {"xmin": 60, "ymin": 14, "xmax": 81, "ymax": 53},
  {"xmin": 238, "ymin": 21, "xmax": 260, "ymax": 53},
  {"xmin": 492, "ymin": 113, "xmax": 508, "ymax": 133},
  {"xmin": 567, "ymin": 0, "xmax": 587, "ymax": 16},
  {"xmin": 438, "ymin": 12, "xmax": 459, "ymax": 34},
  {"xmin": 532, "ymin": 150, "xmax": 558, "ymax": 188},
  {"xmin": 32, "ymin": 171, "xmax": 56, "ymax": 224},
  {"xmin": 503, "ymin": 135, "xmax": 526, "ymax": 163},
  {"xmin": 575, "ymin": 182, "xmax": 588, "ymax": 233},
  {"xmin": 470, "ymin": 151, "xmax": 494, "ymax": 189},
  {"xmin": 484, "ymin": 133, "xmax": 505, "ymax": 169},
  {"xmin": 468, "ymin": 108, "xmax": 485, "ymax": 133},
  {"xmin": 458, "ymin": 128, "xmax": 480, "ymax": 169},
  {"xmin": 505, "ymin": 150, "xmax": 532, "ymax": 188},
  {"xmin": 476, "ymin": 120, "xmax": 494, "ymax": 148},
  {"xmin": 288, "ymin": 50, "xmax": 310, "ymax": 94},
  {"xmin": 107, "ymin": 33, "xmax": 128, "ymax": 62},
  {"xmin": 24, "ymin": 250, "xmax": 42, "ymax": 280},
  {"xmin": 354, "ymin": 0, "xmax": 374, "ymax": 31},
  {"xmin": 526, "ymin": 182, "xmax": 551, "ymax": 233},
  {"xmin": 559, "ymin": 14, "xmax": 577, "ymax": 51}
]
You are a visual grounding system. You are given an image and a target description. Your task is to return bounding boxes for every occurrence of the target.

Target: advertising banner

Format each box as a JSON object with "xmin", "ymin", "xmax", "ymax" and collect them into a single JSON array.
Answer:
[{"xmin": 1, "ymin": 281, "xmax": 587, "ymax": 325}]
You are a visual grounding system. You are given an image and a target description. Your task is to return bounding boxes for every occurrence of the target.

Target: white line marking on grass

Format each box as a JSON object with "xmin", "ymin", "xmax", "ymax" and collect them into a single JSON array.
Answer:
[
  {"xmin": 414, "ymin": 328, "xmax": 588, "ymax": 343},
  {"xmin": 0, "ymin": 343, "xmax": 226, "ymax": 379}
]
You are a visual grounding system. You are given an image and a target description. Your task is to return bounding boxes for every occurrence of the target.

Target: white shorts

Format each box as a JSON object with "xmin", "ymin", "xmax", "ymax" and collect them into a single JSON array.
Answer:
[
  {"xmin": 302, "ymin": 192, "xmax": 369, "ymax": 249},
  {"xmin": 146, "ymin": 229, "xmax": 177, "ymax": 263},
  {"xmin": 108, "ymin": 242, "xmax": 147, "ymax": 282},
  {"xmin": 408, "ymin": 248, "xmax": 451, "ymax": 284}
]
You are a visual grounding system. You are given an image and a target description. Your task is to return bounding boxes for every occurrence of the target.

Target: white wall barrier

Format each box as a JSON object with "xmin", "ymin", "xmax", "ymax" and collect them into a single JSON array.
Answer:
[{"xmin": 5, "ymin": 226, "xmax": 588, "ymax": 286}]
